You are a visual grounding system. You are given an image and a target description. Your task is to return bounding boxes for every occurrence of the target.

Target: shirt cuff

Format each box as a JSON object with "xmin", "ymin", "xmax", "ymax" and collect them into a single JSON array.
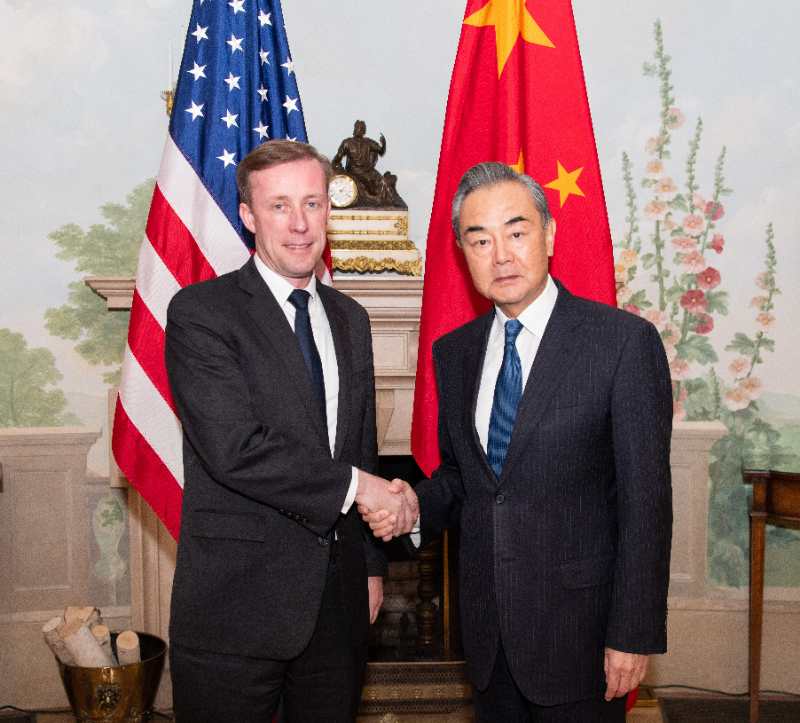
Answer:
[
  {"xmin": 341, "ymin": 466, "xmax": 359, "ymax": 513},
  {"xmin": 410, "ymin": 514, "xmax": 421, "ymax": 548}
]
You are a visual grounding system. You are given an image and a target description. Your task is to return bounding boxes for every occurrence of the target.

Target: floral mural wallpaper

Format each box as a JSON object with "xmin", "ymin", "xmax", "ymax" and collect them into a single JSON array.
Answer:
[{"xmin": 0, "ymin": 1, "xmax": 798, "ymax": 601}]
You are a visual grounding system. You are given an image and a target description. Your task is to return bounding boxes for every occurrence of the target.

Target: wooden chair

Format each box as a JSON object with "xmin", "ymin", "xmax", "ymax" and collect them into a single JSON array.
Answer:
[{"xmin": 743, "ymin": 469, "xmax": 800, "ymax": 723}]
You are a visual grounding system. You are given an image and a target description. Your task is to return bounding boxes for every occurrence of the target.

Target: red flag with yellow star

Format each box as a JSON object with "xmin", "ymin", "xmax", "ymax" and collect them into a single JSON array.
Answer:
[{"xmin": 412, "ymin": 0, "xmax": 616, "ymax": 475}]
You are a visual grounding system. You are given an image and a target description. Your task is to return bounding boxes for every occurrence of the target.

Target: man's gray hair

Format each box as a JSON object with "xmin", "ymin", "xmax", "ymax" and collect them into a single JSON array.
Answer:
[{"xmin": 451, "ymin": 162, "xmax": 553, "ymax": 241}]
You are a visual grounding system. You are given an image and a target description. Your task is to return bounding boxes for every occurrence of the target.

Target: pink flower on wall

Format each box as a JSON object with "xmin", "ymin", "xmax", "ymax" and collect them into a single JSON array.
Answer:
[
  {"xmin": 755, "ymin": 272, "xmax": 771, "ymax": 290},
  {"xmin": 704, "ymin": 200, "xmax": 725, "ymax": 221},
  {"xmin": 680, "ymin": 289, "xmax": 707, "ymax": 313},
  {"xmin": 614, "ymin": 263, "xmax": 628, "ymax": 283},
  {"xmin": 680, "ymin": 250, "xmax": 707, "ymax": 273},
  {"xmin": 655, "ymin": 177, "xmax": 678, "ymax": 199},
  {"xmin": 645, "ymin": 309, "xmax": 669, "ymax": 329},
  {"xmin": 666, "ymin": 106, "xmax": 685, "ymax": 129},
  {"xmin": 692, "ymin": 192, "xmax": 706, "ymax": 210},
  {"xmin": 645, "ymin": 136, "xmax": 664, "ymax": 154},
  {"xmin": 709, "ymin": 234, "xmax": 725, "ymax": 253},
  {"xmin": 693, "ymin": 313, "xmax": 714, "ymax": 335},
  {"xmin": 728, "ymin": 357, "xmax": 752, "ymax": 377},
  {"xmin": 696, "ymin": 267, "xmax": 721, "ymax": 290},
  {"xmin": 739, "ymin": 376, "xmax": 763, "ymax": 400},
  {"xmin": 619, "ymin": 248, "xmax": 638, "ymax": 268},
  {"xmin": 670, "ymin": 357, "xmax": 691, "ymax": 380},
  {"xmin": 750, "ymin": 295, "xmax": 768, "ymax": 310},
  {"xmin": 644, "ymin": 199, "xmax": 669, "ymax": 220},
  {"xmin": 671, "ymin": 235, "xmax": 697, "ymax": 250},
  {"xmin": 682, "ymin": 213, "xmax": 707, "ymax": 237},
  {"xmin": 623, "ymin": 304, "xmax": 641, "ymax": 316},
  {"xmin": 617, "ymin": 285, "xmax": 634, "ymax": 304},
  {"xmin": 724, "ymin": 386, "xmax": 751, "ymax": 411},
  {"xmin": 673, "ymin": 400, "xmax": 686, "ymax": 421},
  {"xmin": 645, "ymin": 159, "xmax": 664, "ymax": 178},
  {"xmin": 756, "ymin": 311, "xmax": 776, "ymax": 329}
]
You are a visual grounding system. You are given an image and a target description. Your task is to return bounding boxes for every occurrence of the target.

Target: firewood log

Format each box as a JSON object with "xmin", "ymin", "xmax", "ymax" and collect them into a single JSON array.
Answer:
[
  {"xmin": 61, "ymin": 620, "xmax": 113, "ymax": 668},
  {"xmin": 116, "ymin": 630, "xmax": 141, "ymax": 665},
  {"xmin": 42, "ymin": 616, "xmax": 74, "ymax": 665}
]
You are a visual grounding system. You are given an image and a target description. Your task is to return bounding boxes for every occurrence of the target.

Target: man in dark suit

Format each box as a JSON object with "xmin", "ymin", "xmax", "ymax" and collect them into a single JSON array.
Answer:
[
  {"xmin": 165, "ymin": 140, "xmax": 415, "ymax": 722},
  {"xmin": 364, "ymin": 162, "xmax": 673, "ymax": 721}
]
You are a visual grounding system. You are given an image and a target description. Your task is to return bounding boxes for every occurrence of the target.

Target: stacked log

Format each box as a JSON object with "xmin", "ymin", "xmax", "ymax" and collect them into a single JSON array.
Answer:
[{"xmin": 42, "ymin": 606, "xmax": 141, "ymax": 667}]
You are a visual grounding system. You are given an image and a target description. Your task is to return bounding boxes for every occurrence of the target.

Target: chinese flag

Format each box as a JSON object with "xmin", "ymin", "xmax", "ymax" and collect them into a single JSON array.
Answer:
[{"xmin": 411, "ymin": 0, "xmax": 631, "ymax": 708}]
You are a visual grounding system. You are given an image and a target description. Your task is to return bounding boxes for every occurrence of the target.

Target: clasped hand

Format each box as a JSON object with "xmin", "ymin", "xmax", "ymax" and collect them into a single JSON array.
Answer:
[{"xmin": 355, "ymin": 470, "xmax": 418, "ymax": 541}]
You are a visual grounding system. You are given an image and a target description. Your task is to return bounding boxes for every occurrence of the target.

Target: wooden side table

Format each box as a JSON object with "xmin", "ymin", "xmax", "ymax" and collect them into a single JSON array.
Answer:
[{"xmin": 743, "ymin": 469, "xmax": 800, "ymax": 722}]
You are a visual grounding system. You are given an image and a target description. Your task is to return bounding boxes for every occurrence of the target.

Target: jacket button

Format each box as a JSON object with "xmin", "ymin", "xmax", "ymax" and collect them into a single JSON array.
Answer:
[
  {"xmin": 496, "ymin": 493, "xmax": 505, "ymax": 505},
  {"xmin": 317, "ymin": 536, "xmax": 329, "ymax": 546}
]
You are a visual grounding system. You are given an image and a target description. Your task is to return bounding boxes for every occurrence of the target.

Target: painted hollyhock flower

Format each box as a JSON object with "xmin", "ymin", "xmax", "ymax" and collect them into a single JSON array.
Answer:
[
  {"xmin": 680, "ymin": 289, "xmax": 707, "ymax": 313},
  {"xmin": 729, "ymin": 357, "xmax": 752, "ymax": 377},
  {"xmin": 673, "ymin": 400, "xmax": 686, "ymax": 421},
  {"xmin": 756, "ymin": 311, "xmax": 776, "ymax": 330},
  {"xmin": 661, "ymin": 322, "xmax": 681, "ymax": 350},
  {"xmin": 692, "ymin": 193, "xmax": 706, "ymax": 210},
  {"xmin": 645, "ymin": 309, "xmax": 669, "ymax": 329},
  {"xmin": 696, "ymin": 266, "xmax": 721, "ymax": 290},
  {"xmin": 619, "ymin": 248, "xmax": 639, "ymax": 268},
  {"xmin": 655, "ymin": 177, "xmax": 678, "ymax": 200},
  {"xmin": 682, "ymin": 213, "xmax": 707, "ymax": 237},
  {"xmin": 616, "ymin": 285, "xmax": 634, "ymax": 304},
  {"xmin": 680, "ymin": 250, "xmax": 707, "ymax": 273},
  {"xmin": 704, "ymin": 201, "xmax": 725, "ymax": 221},
  {"xmin": 671, "ymin": 235, "xmax": 697, "ymax": 251},
  {"xmin": 666, "ymin": 106, "xmax": 685, "ymax": 129},
  {"xmin": 755, "ymin": 272, "xmax": 772, "ymax": 290},
  {"xmin": 749, "ymin": 296, "xmax": 769, "ymax": 310},
  {"xmin": 614, "ymin": 263, "xmax": 627, "ymax": 283},
  {"xmin": 693, "ymin": 313, "xmax": 714, "ymax": 335},
  {"xmin": 644, "ymin": 199, "xmax": 669, "ymax": 220},
  {"xmin": 724, "ymin": 386, "xmax": 751, "ymax": 412},
  {"xmin": 740, "ymin": 376, "xmax": 763, "ymax": 400},
  {"xmin": 645, "ymin": 159, "xmax": 664, "ymax": 178},
  {"xmin": 662, "ymin": 217, "xmax": 677, "ymax": 232},
  {"xmin": 669, "ymin": 357, "xmax": 691, "ymax": 380},
  {"xmin": 623, "ymin": 304, "xmax": 641, "ymax": 316},
  {"xmin": 645, "ymin": 136, "xmax": 664, "ymax": 155},
  {"xmin": 709, "ymin": 234, "xmax": 725, "ymax": 253}
]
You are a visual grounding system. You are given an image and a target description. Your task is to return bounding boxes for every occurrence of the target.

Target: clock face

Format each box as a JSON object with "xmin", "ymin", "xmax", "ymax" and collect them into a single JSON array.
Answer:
[{"xmin": 329, "ymin": 174, "xmax": 358, "ymax": 208}]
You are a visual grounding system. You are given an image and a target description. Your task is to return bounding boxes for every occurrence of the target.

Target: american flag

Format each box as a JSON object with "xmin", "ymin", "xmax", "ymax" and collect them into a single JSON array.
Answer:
[{"xmin": 112, "ymin": 0, "xmax": 309, "ymax": 539}]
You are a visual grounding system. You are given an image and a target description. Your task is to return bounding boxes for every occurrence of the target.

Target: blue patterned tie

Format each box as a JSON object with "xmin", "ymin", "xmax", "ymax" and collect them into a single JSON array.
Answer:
[
  {"xmin": 487, "ymin": 319, "xmax": 524, "ymax": 477},
  {"xmin": 288, "ymin": 289, "xmax": 327, "ymax": 429}
]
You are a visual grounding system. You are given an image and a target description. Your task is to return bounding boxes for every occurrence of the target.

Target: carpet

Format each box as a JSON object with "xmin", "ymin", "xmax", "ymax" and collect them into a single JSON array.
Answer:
[{"xmin": 660, "ymin": 697, "xmax": 800, "ymax": 722}]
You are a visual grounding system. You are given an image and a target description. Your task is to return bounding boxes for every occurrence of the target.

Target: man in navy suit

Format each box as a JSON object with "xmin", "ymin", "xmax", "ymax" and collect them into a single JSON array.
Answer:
[
  {"xmin": 166, "ymin": 140, "xmax": 416, "ymax": 722},
  {"xmin": 365, "ymin": 162, "xmax": 672, "ymax": 721}
]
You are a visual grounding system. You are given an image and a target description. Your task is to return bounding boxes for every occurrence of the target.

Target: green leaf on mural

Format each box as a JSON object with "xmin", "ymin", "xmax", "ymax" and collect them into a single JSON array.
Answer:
[
  {"xmin": 704, "ymin": 290, "xmax": 729, "ymax": 315},
  {"xmin": 640, "ymin": 252, "xmax": 656, "ymax": 269},
  {"xmin": 677, "ymin": 334, "xmax": 718, "ymax": 364},
  {"xmin": 627, "ymin": 289, "xmax": 653, "ymax": 309},
  {"xmin": 725, "ymin": 333, "xmax": 756, "ymax": 355}
]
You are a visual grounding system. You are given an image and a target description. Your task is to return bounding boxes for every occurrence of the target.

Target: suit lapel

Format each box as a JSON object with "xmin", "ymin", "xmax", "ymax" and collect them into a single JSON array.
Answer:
[
  {"xmin": 238, "ymin": 258, "xmax": 329, "ymax": 449},
  {"xmin": 463, "ymin": 312, "xmax": 496, "ymax": 480},
  {"xmin": 318, "ymin": 284, "xmax": 351, "ymax": 460},
  {"xmin": 500, "ymin": 285, "xmax": 585, "ymax": 483}
]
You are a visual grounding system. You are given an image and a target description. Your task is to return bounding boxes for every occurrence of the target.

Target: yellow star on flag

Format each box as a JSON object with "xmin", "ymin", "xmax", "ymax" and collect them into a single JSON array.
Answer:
[
  {"xmin": 544, "ymin": 161, "xmax": 585, "ymax": 207},
  {"xmin": 464, "ymin": 0, "xmax": 555, "ymax": 77},
  {"xmin": 509, "ymin": 150, "xmax": 525, "ymax": 174}
]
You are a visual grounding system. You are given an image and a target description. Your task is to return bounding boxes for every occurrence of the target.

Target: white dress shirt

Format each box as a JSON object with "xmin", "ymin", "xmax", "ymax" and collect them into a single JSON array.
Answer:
[
  {"xmin": 254, "ymin": 255, "xmax": 358, "ymax": 513},
  {"xmin": 410, "ymin": 275, "xmax": 559, "ymax": 545},
  {"xmin": 474, "ymin": 274, "xmax": 558, "ymax": 453}
]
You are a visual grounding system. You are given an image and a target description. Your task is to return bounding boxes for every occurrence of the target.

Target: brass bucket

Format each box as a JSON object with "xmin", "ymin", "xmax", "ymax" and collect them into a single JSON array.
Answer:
[{"xmin": 56, "ymin": 632, "xmax": 166, "ymax": 723}]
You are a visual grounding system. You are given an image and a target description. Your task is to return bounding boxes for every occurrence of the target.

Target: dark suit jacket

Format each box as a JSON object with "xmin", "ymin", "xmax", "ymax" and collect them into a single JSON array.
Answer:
[
  {"xmin": 165, "ymin": 256, "xmax": 386, "ymax": 660},
  {"xmin": 416, "ymin": 281, "xmax": 673, "ymax": 705}
]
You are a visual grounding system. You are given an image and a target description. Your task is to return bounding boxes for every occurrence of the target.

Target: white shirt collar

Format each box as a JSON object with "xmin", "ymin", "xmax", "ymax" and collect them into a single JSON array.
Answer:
[
  {"xmin": 493, "ymin": 274, "xmax": 558, "ymax": 339},
  {"xmin": 253, "ymin": 253, "xmax": 317, "ymax": 305}
]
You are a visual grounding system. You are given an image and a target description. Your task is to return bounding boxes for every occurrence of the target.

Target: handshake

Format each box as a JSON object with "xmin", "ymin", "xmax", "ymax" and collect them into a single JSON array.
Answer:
[{"xmin": 355, "ymin": 470, "xmax": 419, "ymax": 541}]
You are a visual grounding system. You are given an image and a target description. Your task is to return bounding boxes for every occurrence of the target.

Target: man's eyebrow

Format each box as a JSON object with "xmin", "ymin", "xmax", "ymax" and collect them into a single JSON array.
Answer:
[
  {"xmin": 463, "ymin": 224, "xmax": 486, "ymax": 235},
  {"xmin": 505, "ymin": 215, "xmax": 529, "ymax": 226}
]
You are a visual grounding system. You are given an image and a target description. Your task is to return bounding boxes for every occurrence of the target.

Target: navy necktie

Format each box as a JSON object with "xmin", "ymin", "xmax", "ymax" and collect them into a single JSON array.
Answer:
[
  {"xmin": 487, "ymin": 319, "xmax": 524, "ymax": 477},
  {"xmin": 288, "ymin": 289, "xmax": 327, "ymax": 430}
]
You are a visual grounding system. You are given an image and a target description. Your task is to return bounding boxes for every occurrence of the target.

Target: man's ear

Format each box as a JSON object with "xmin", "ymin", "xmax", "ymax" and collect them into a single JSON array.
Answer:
[
  {"xmin": 239, "ymin": 202, "xmax": 255, "ymax": 234},
  {"xmin": 546, "ymin": 218, "xmax": 556, "ymax": 257}
]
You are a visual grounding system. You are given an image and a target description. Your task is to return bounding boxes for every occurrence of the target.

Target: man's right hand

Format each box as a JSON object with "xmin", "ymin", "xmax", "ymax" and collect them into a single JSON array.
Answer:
[{"xmin": 356, "ymin": 474, "xmax": 418, "ymax": 541}]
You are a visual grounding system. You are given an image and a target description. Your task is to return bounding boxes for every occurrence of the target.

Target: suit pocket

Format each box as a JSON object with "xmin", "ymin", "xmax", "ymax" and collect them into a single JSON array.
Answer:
[
  {"xmin": 189, "ymin": 510, "xmax": 267, "ymax": 542},
  {"xmin": 560, "ymin": 554, "xmax": 615, "ymax": 589}
]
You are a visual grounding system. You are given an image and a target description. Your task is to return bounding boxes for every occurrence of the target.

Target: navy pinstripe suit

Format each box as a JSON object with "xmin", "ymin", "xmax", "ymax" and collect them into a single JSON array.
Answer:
[{"xmin": 415, "ymin": 281, "xmax": 673, "ymax": 706}]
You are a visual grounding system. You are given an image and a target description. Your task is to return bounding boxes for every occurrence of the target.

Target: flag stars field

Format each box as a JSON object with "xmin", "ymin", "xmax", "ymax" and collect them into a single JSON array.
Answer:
[
  {"xmin": 221, "ymin": 109, "xmax": 239, "ymax": 128},
  {"xmin": 224, "ymin": 72, "xmax": 241, "ymax": 91},
  {"xmin": 282, "ymin": 95, "xmax": 298, "ymax": 113},
  {"xmin": 259, "ymin": 49, "xmax": 270, "ymax": 64},
  {"xmin": 185, "ymin": 101, "xmax": 204, "ymax": 121},
  {"xmin": 258, "ymin": 10, "xmax": 271, "ymax": 26},
  {"xmin": 544, "ymin": 161, "xmax": 586, "ymax": 207},
  {"xmin": 187, "ymin": 62, "xmax": 207, "ymax": 81},
  {"xmin": 229, "ymin": 0, "xmax": 245, "ymax": 14},
  {"xmin": 253, "ymin": 121, "xmax": 269, "ymax": 140},
  {"xmin": 191, "ymin": 23, "xmax": 208, "ymax": 43},
  {"xmin": 227, "ymin": 33, "xmax": 243, "ymax": 53},
  {"xmin": 217, "ymin": 149, "xmax": 236, "ymax": 167}
]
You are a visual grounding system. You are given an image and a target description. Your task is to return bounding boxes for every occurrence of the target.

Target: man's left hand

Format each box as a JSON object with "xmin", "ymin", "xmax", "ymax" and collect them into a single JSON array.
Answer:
[
  {"xmin": 367, "ymin": 576, "xmax": 384, "ymax": 624},
  {"xmin": 603, "ymin": 648, "xmax": 648, "ymax": 700}
]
